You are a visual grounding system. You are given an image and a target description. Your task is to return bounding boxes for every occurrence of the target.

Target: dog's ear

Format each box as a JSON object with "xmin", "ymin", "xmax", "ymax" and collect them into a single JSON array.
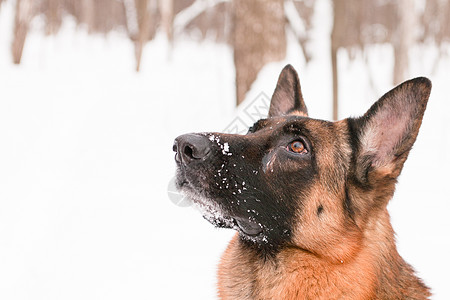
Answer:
[
  {"xmin": 268, "ymin": 65, "xmax": 308, "ymax": 117},
  {"xmin": 352, "ymin": 77, "xmax": 431, "ymax": 182}
]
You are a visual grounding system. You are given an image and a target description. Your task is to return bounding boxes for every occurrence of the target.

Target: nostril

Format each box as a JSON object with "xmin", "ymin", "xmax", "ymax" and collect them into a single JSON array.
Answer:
[
  {"xmin": 184, "ymin": 145, "xmax": 195, "ymax": 159},
  {"xmin": 173, "ymin": 141, "xmax": 181, "ymax": 163},
  {"xmin": 174, "ymin": 134, "xmax": 211, "ymax": 164}
]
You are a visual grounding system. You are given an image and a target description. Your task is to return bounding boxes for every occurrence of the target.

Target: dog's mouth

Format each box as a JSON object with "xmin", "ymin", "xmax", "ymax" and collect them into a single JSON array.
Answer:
[
  {"xmin": 234, "ymin": 217, "xmax": 263, "ymax": 236},
  {"xmin": 205, "ymin": 209, "xmax": 264, "ymax": 238},
  {"xmin": 176, "ymin": 179, "xmax": 264, "ymax": 238}
]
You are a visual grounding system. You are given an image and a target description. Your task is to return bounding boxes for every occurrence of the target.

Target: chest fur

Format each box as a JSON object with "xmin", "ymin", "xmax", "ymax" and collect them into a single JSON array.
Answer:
[{"xmin": 217, "ymin": 236, "xmax": 377, "ymax": 300}]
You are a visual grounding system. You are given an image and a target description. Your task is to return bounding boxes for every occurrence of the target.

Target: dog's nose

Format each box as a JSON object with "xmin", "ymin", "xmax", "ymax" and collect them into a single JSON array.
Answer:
[{"xmin": 173, "ymin": 134, "xmax": 211, "ymax": 164}]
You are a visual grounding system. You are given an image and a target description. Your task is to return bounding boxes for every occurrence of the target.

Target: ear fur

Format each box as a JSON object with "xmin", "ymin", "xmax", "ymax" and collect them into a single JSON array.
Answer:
[
  {"xmin": 351, "ymin": 77, "xmax": 432, "ymax": 182},
  {"xmin": 268, "ymin": 65, "xmax": 308, "ymax": 117}
]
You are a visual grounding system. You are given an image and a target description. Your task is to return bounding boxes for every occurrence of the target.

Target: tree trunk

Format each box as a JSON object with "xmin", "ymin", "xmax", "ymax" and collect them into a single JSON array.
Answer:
[
  {"xmin": 81, "ymin": 0, "xmax": 95, "ymax": 32},
  {"xmin": 45, "ymin": 0, "xmax": 62, "ymax": 35},
  {"xmin": 233, "ymin": 0, "xmax": 286, "ymax": 106},
  {"xmin": 159, "ymin": 0, "xmax": 173, "ymax": 43},
  {"xmin": 331, "ymin": 45, "xmax": 338, "ymax": 121},
  {"xmin": 331, "ymin": 0, "xmax": 345, "ymax": 121},
  {"xmin": 11, "ymin": 0, "xmax": 33, "ymax": 64},
  {"xmin": 393, "ymin": 0, "xmax": 414, "ymax": 85},
  {"xmin": 134, "ymin": 0, "xmax": 152, "ymax": 72}
]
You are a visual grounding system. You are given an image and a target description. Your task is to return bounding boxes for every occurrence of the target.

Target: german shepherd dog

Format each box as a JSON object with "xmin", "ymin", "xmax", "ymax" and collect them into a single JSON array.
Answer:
[{"xmin": 173, "ymin": 65, "xmax": 432, "ymax": 299}]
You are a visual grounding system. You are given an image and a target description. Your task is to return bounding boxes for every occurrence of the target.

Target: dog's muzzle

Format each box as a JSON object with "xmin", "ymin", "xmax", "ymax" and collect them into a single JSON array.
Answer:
[{"xmin": 173, "ymin": 133, "xmax": 211, "ymax": 165}]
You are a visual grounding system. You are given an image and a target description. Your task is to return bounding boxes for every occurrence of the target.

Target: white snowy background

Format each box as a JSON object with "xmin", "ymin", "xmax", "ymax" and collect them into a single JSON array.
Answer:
[{"xmin": 0, "ymin": 0, "xmax": 449, "ymax": 299}]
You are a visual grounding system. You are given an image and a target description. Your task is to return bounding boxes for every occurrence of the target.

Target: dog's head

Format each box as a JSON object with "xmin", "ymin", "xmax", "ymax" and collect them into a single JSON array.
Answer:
[{"xmin": 173, "ymin": 65, "xmax": 431, "ymax": 258}]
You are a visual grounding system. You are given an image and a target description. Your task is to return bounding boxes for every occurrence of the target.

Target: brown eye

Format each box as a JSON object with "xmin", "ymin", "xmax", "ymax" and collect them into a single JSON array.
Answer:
[{"xmin": 288, "ymin": 140, "xmax": 307, "ymax": 154}]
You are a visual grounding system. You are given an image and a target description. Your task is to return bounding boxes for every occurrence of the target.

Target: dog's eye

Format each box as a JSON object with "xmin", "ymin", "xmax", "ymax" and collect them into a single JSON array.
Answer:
[{"xmin": 288, "ymin": 140, "xmax": 307, "ymax": 154}]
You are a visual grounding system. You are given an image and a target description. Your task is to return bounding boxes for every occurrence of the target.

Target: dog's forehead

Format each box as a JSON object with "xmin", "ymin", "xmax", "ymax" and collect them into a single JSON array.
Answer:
[
  {"xmin": 252, "ymin": 115, "xmax": 307, "ymax": 130},
  {"xmin": 259, "ymin": 115, "xmax": 335, "ymax": 136}
]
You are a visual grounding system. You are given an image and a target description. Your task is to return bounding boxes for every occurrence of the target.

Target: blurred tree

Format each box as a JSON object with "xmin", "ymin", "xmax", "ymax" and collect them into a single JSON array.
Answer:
[
  {"xmin": 424, "ymin": 0, "xmax": 450, "ymax": 44},
  {"xmin": 233, "ymin": 0, "xmax": 287, "ymax": 105},
  {"xmin": 7, "ymin": 0, "xmax": 312, "ymax": 106},
  {"xmin": 133, "ymin": 0, "xmax": 156, "ymax": 71},
  {"xmin": 393, "ymin": 0, "xmax": 415, "ymax": 85},
  {"xmin": 11, "ymin": 0, "xmax": 33, "ymax": 64},
  {"xmin": 173, "ymin": 0, "xmax": 231, "ymax": 43},
  {"xmin": 44, "ymin": 0, "xmax": 62, "ymax": 35},
  {"xmin": 159, "ymin": 0, "xmax": 174, "ymax": 44},
  {"xmin": 285, "ymin": 0, "xmax": 314, "ymax": 64},
  {"xmin": 79, "ymin": 0, "xmax": 95, "ymax": 32},
  {"xmin": 331, "ymin": 0, "xmax": 397, "ymax": 119},
  {"xmin": 9, "ymin": 0, "xmax": 449, "ymax": 114},
  {"xmin": 421, "ymin": 0, "xmax": 450, "ymax": 72}
]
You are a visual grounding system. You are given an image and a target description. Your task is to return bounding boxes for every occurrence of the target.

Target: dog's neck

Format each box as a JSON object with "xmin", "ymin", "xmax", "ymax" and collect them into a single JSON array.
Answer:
[
  {"xmin": 217, "ymin": 208, "xmax": 430, "ymax": 299},
  {"xmin": 219, "ymin": 233, "xmax": 379, "ymax": 299}
]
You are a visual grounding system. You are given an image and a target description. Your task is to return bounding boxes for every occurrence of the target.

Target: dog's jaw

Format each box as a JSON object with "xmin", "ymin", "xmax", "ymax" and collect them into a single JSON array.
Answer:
[
  {"xmin": 173, "ymin": 128, "xmax": 301, "ymax": 250},
  {"xmin": 177, "ymin": 181, "xmax": 234, "ymax": 228},
  {"xmin": 177, "ymin": 179, "xmax": 272, "ymax": 244}
]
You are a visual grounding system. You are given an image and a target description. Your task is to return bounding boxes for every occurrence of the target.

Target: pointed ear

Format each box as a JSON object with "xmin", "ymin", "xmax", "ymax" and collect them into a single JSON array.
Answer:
[
  {"xmin": 268, "ymin": 65, "xmax": 308, "ymax": 118},
  {"xmin": 353, "ymin": 77, "xmax": 431, "ymax": 181}
]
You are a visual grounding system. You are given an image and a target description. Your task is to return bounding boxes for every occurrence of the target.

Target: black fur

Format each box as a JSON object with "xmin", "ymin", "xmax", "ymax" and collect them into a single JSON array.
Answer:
[
  {"xmin": 175, "ymin": 117, "xmax": 320, "ymax": 254},
  {"xmin": 174, "ymin": 66, "xmax": 432, "ymax": 261}
]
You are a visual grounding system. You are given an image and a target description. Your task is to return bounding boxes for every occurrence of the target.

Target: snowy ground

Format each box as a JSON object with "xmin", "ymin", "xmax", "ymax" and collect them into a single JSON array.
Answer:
[{"xmin": 0, "ymin": 0, "xmax": 449, "ymax": 299}]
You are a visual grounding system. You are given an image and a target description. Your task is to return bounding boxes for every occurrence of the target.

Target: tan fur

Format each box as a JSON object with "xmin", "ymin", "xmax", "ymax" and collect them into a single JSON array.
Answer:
[
  {"xmin": 217, "ymin": 120, "xmax": 430, "ymax": 299},
  {"xmin": 290, "ymin": 110, "xmax": 308, "ymax": 117},
  {"xmin": 174, "ymin": 69, "xmax": 434, "ymax": 299},
  {"xmin": 218, "ymin": 209, "xmax": 430, "ymax": 299},
  {"xmin": 218, "ymin": 232, "xmax": 376, "ymax": 299}
]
